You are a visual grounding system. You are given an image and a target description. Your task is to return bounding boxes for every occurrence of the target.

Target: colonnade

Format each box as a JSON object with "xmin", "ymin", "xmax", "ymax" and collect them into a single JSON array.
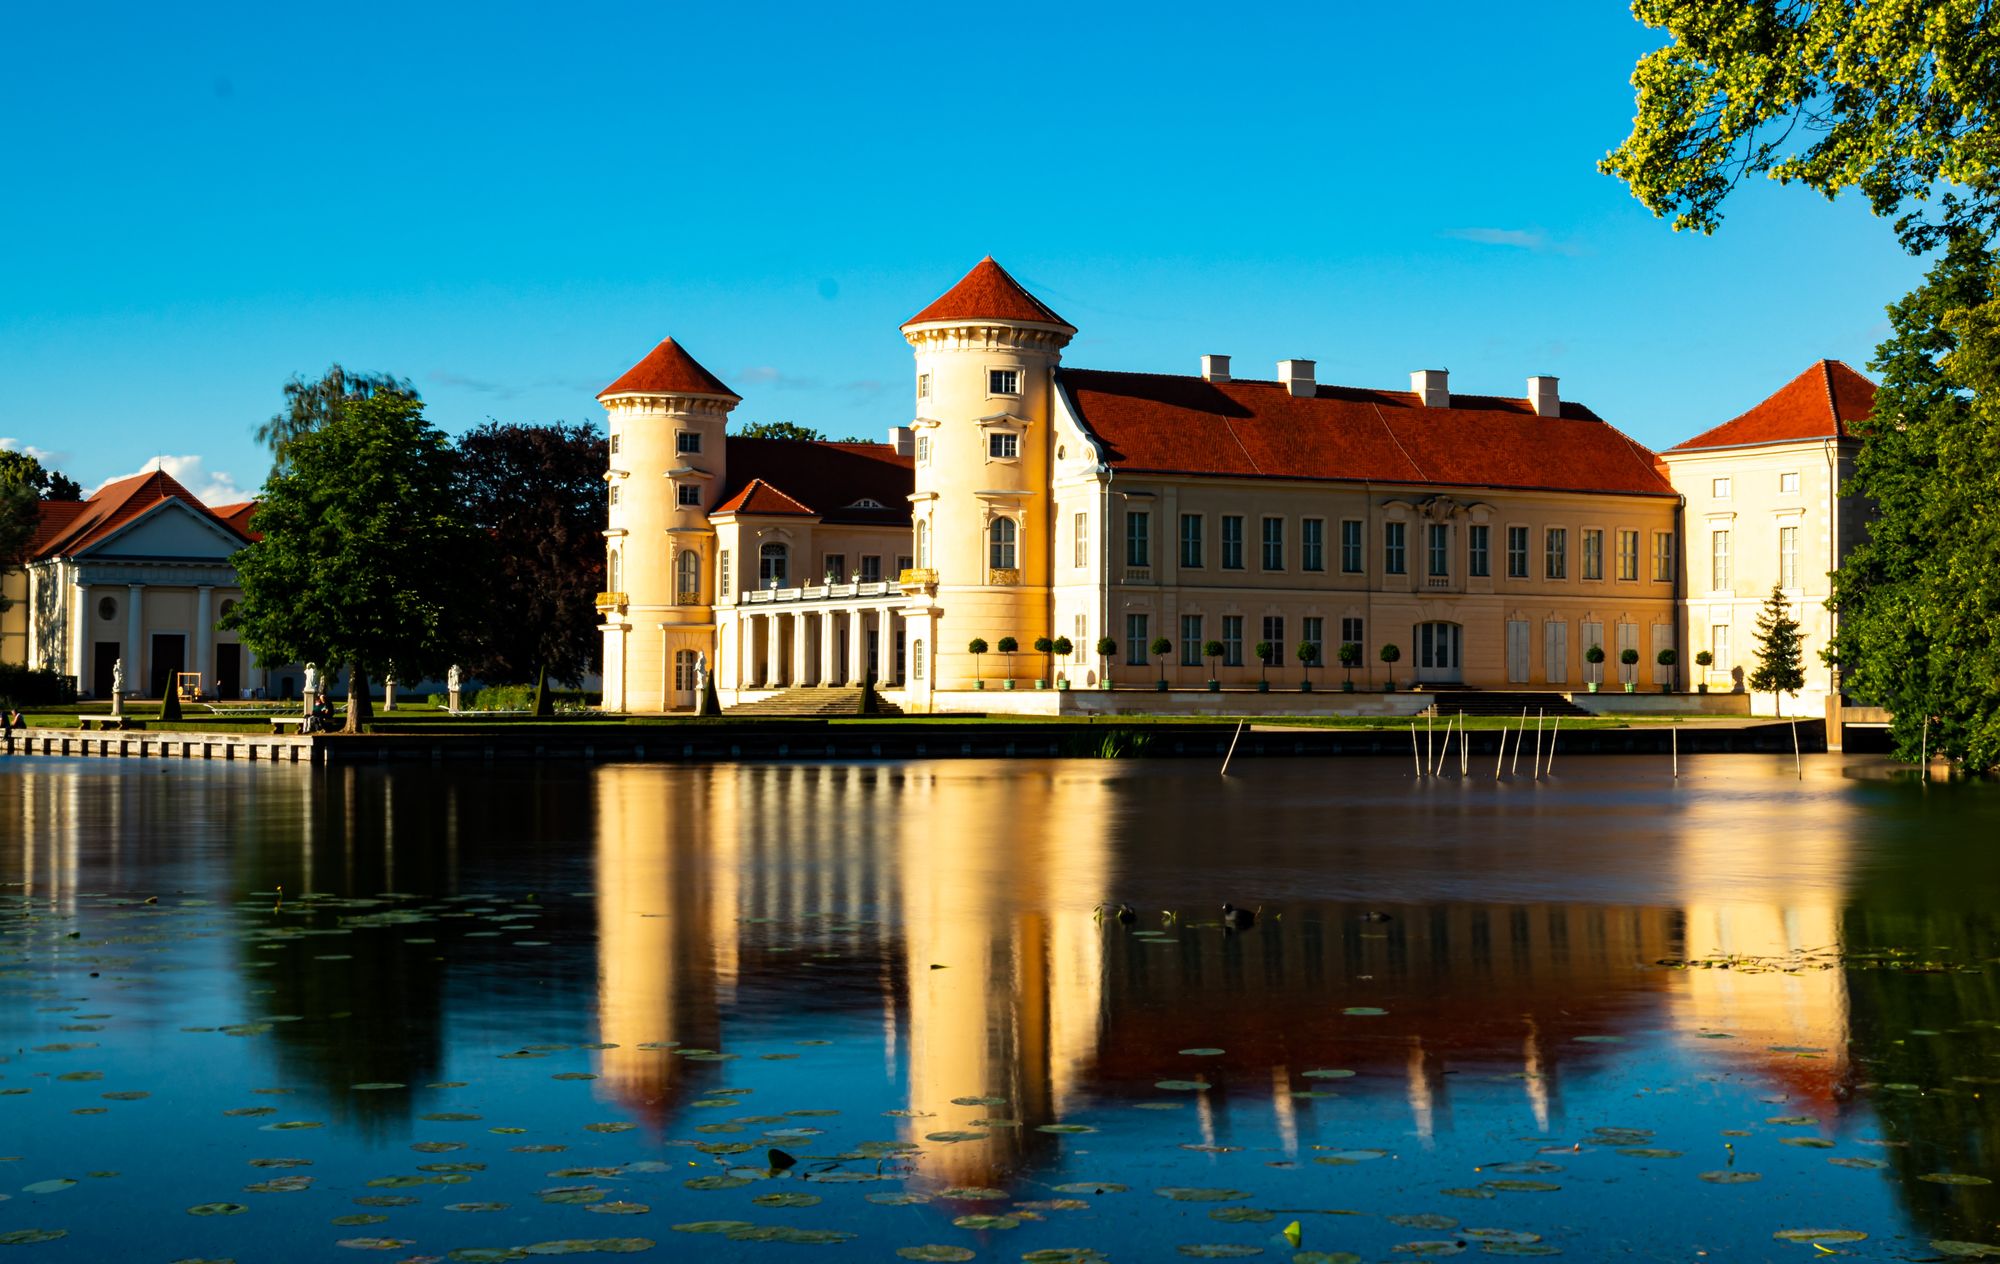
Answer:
[{"xmin": 727, "ymin": 605, "xmax": 905, "ymax": 691}]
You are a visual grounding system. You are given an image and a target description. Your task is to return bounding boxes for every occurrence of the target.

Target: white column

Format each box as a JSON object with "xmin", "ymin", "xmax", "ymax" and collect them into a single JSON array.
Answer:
[
  {"xmin": 849, "ymin": 609, "xmax": 869, "ymax": 685},
  {"xmin": 195, "ymin": 586, "xmax": 214, "ymax": 697},
  {"xmin": 790, "ymin": 612, "xmax": 810, "ymax": 687},
  {"xmin": 764, "ymin": 614, "xmax": 784, "ymax": 688},
  {"xmin": 879, "ymin": 608, "xmax": 899, "ymax": 685},
  {"xmin": 819, "ymin": 611, "xmax": 836, "ymax": 686},
  {"xmin": 71, "ymin": 581, "xmax": 91, "ymax": 694},
  {"xmin": 125, "ymin": 584, "xmax": 144, "ymax": 696}
]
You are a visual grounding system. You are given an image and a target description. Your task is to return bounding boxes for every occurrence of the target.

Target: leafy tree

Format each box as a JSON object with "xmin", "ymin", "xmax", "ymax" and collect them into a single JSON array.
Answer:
[
  {"xmin": 1253, "ymin": 640, "xmax": 1274, "ymax": 682},
  {"xmin": 1750, "ymin": 585, "xmax": 1808, "ymax": 716},
  {"xmin": 734, "ymin": 421, "xmax": 823, "ymax": 441},
  {"xmin": 1338, "ymin": 640, "xmax": 1361, "ymax": 688},
  {"xmin": 1585, "ymin": 643, "xmax": 1606, "ymax": 686},
  {"xmin": 1295, "ymin": 639, "xmax": 1318, "ymax": 686},
  {"xmin": 456, "ymin": 420, "xmax": 607, "ymax": 711},
  {"xmin": 996, "ymin": 635, "xmax": 1018, "ymax": 681},
  {"xmin": 1601, "ymin": 0, "xmax": 1999, "ymax": 253},
  {"xmin": 1033, "ymin": 635, "xmax": 1054, "ymax": 682},
  {"xmin": 1619, "ymin": 646, "xmax": 1641, "ymax": 686},
  {"xmin": 1149, "ymin": 636, "xmax": 1172, "ymax": 685},
  {"xmin": 1095, "ymin": 636, "xmax": 1117, "ymax": 685},
  {"xmin": 1203, "ymin": 639, "xmax": 1224, "ymax": 681},
  {"xmin": 1051, "ymin": 635, "xmax": 1073, "ymax": 676},
  {"xmin": 224, "ymin": 389, "xmax": 483, "ymax": 733},
  {"xmin": 257, "ymin": 365, "xmax": 417, "ymax": 474},
  {"xmin": 1657, "ymin": 647, "xmax": 1679, "ymax": 690},
  {"xmin": 0, "ymin": 449, "xmax": 82, "ymax": 500},
  {"xmin": 967, "ymin": 637, "xmax": 987, "ymax": 684},
  {"xmin": 0, "ymin": 482, "xmax": 34, "ymax": 613},
  {"xmin": 1830, "ymin": 237, "xmax": 2000, "ymax": 770}
]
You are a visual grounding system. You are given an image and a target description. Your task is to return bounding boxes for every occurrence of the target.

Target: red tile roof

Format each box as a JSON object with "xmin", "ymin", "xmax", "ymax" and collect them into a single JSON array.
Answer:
[
  {"xmin": 30, "ymin": 470, "xmax": 253, "ymax": 560},
  {"xmin": 713, "ymin": 439, "xmax": 914, "ymax": 525},
  {"xmin": 211, "ymin": 500, "xmax": 261, "ymax": 540},
  {"xmin": 599, "ymin": 337, "xmax": 740, "ymax": 401},
  {"xmin": 903, "ymin": 257, "xmax": 1072, "ymax": 331},
  {"xmin": 1059, "ymin": 370, "xmax": 1675, "ymax": 497},
  {"xmin": 1667, "ymin": 360, "xmax": 1875, "ymax": 451}
]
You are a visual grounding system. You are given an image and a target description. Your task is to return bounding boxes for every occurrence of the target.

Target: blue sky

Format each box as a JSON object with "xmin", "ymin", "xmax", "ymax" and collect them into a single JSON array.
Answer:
[{"xmin": 1, "ymin": 1, "xmax": 1926, "ymax": 503}]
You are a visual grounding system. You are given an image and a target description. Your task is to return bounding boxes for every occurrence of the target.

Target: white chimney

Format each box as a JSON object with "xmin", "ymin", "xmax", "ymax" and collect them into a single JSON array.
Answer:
[
  {"xmin": 1278, "ymin": 358, "xmax": 1316, "ymax": 398},
  {"xmin": 887, "ymin": 425, "xmax": 914, "ymax": 456},
  {"xmin": 1201, "ymin": 354, "xmax": 1231, "ymax": 383},
  {"xmin": 1411, "ymin": 369, "xmax": 1450, "ymax": 408},
  {"xmin": 1527, "ymin": 375, "xmax": 1560, "ymax": 418}
]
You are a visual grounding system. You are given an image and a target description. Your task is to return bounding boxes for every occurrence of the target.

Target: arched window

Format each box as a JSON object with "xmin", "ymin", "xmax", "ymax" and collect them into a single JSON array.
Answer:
[
  {"xmin": 608, "ymin": 547, "xmax": 621, "ymax": 593},
  {"xmin": 989, "ymin": 518, "xmax": 1017, "ymax": 570},
  {"xmin": 759, "ymin": 542, "xmax": 789, "ymax": 587},
  {"xmin": 915, "ymin": 521, "xmax": 929, "ymax": 569},
  {"xmin": 676, "ymin": 550, "xmax": 700, "ymax": 602}
]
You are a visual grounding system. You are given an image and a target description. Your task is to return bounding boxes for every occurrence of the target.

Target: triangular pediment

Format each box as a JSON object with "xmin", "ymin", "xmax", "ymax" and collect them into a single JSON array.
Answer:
[{"xmin": 81, "ymin": 498, "xmax": 246, "ymax": 560}]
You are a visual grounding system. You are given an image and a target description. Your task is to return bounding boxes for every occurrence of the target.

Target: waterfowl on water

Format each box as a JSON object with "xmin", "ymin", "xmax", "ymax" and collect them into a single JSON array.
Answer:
[{"xmin": 1221, "ymin": 903, "xmax": 1257, "ymax": 930}]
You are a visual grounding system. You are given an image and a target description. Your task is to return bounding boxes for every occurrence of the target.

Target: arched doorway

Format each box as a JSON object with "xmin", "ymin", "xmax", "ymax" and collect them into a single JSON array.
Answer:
[{"xmin": 1415, "ymin": 621, "xmax": 1462, "ymax": 684}]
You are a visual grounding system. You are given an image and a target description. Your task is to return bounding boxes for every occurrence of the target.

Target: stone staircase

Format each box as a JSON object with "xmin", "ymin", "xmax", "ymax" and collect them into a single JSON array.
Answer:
[
  {"xmin": 723, "ymin": 685, "xmax": 903, "ymax": 718},
  {"xmin": 1422, "ymin": 690, "xmax": 1593, "ymax": 719}
]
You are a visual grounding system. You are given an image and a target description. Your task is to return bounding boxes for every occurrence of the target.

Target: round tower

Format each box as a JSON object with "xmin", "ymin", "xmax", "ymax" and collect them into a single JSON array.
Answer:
[
  {"xmin": 901, "ymin": 259, "xmax": 1074, "ymax": 690},
  {"xmin": 597, "ymin": 338, "xmax": 738, "ymax": 712}
]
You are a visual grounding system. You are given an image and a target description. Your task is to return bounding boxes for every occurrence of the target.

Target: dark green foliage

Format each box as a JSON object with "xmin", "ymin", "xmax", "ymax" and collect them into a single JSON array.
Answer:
[
  {"xmin": 734, "ymin": 421, "xmax": 823, "ymax": 441},
  {"xmin": 1, "ymin": 450, "xmax": 82, "ymax": 607},
  {"xmin": 1830, "ymin": 238, "xmax": 2000, "ymax": 771},
  {"xmin": 256, "ymin": 365, "xmax": 416, "ymax": 475},
  {"xmin": 0, "ymin": 449, "xmax": 82, "ymax": 501},
  {"xmin": 0, "ymin": 664, "xmax": 76, "ymax": 705},
  {"xmin": 455, "ymin": 420, "xmax": 607, "ymax": 689},
  {"xmin": 1379, "ymin": 644, "xmax": 1400, "ymax": 664},
  {"xmin": 225, "ymin": 389, "xmax": 484, "ymax": 733},
  {"xmin": 1750, "ymin": 587, "xmax": 1807, "ymax": 709}
]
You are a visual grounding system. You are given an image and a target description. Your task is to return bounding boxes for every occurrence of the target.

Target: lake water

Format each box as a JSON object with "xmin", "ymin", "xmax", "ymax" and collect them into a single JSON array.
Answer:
[{"xmin": 2, "ymin": 754, "xmax": 1997, "ymax": 1262}]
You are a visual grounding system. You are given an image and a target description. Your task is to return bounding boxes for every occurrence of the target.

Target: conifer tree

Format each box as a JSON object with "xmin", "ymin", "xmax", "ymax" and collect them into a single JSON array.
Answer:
[{"xmin": 1749, "ymin": 585, "xmax": 1806, "ymax": 718}]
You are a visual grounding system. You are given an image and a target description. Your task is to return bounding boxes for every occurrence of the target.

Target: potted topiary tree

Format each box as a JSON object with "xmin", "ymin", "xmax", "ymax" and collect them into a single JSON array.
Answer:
[
  {"xmin": 1584, "ymin": 643, "xmax": 1605, "ymax": 692},
  {"xmin": 1619, "ymin": 646, "xmax": 1640, "ymax": 692},
  {"xmin": 967, "ymin": 638, "xmax": 988, "ymax": 690},
  {"xmin": 1096, "ymin": 636, "xmax": 1117, "ymax": 689},
  {"xmin": 1296, "ymin": 639, "xmax": 1318, "ymax": 691},
  {"xmin": 1380, "ymin": 643, "xmax": 1401, "ymax": 691},
  {"xmin": 997, "ymin": 636, "xmax": 1019, "ymax": 689},
  {"xmin": 1253, "ymin": 641, "xmax": 1273, "ymax": 692},
  {"xmin": 1694, "ymin": 649, "xmax": 1713, "ymax": 693},
  {"xmin": 1051, "ymin": 637, "xmax": 1073, "ymax": 689},
  {"xmin": 1338, "ymin": 641, "xmax": 1360, "ymax": 691},
  {"xmin": 1033, "ymin": 636, "xmax": 1054, "ymax": 689},
  {"xmin": 1150, "ymin": 636, "xmax": 1172, "ymax": 691},
  {"xmin": 1656, "ymin": 647, "xmax": 1677, "ymax": 693},
  {"xmin": 1202, "ymin": 640, "xmax": 1224, "ymax": 691}
]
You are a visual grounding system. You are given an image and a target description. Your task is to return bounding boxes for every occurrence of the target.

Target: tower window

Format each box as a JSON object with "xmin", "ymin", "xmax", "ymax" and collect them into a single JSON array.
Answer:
[
  {"xmin": 989, "ymin": 518, "xmax": 1018, "ymax": 570},
  {"xmin": 609, "ymin": 433, "xmax": 620, "ymax": 455},
  {"xmin": 917, "ymin": 372, "xmax": 931, "ymax": 399},
  {"xmin": 609, "ymin": 486, "xmax": 620, "ymax": 506},
  {"xmin": 988, "ymin": 369, "xmax": 1020, "ymax": 396},
  {"xmin": 677, "ymin": 483, "xmax": 702, "ymax": 507},
  {"xmin": 677, "ymin": 431, "xmax": 702, "ymax": 454},
  {"xmin": 759, "ymin": 543, "xmax": 789, "ymax": 587},
  {"xmin": 916, "ymin": 435, "xmax": 930, "ymax": 463},
  {"xmin": 988, "ymin": 432, "xmax": 1019, "ymax": 459}
]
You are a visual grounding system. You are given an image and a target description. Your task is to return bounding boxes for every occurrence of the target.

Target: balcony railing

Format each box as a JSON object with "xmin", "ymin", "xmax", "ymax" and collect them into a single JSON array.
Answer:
[
  {"xmin": 735, "ymin": 581, "xmax": 898, "ymax": 607},
  {"xmin": 595, "ymin": 591, "xmax": 629, "ymax": 612},
  {"xmin": 1426, "ymin": 576, "xmax": 1452, "ymax": 588},
  {"xmin": 899, "ymin": 568, "xmax": 937, "ymax": 585},
  {"xmin": 1124, "ymin": 566, "xmax": 1153, "ymax": 583}
]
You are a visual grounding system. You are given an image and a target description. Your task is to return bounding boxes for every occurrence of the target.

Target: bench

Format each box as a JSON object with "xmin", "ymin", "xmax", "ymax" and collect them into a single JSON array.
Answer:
[
  {"xmin": 270, "ymin": 717, "xmax": 308, "ymax": 734},
  {"xmin": 78, "ymin": 717, "xmax": 139, "ymax": 732}
]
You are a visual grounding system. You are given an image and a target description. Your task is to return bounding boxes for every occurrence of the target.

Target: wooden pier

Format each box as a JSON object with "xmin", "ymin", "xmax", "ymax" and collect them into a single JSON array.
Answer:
[{"xmin": 2, "ymin": 727, "xmax": 316, "ymax": 764}]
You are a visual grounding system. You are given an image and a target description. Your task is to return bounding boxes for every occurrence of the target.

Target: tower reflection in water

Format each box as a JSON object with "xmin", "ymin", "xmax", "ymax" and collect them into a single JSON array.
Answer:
[{"xmin": 587, "ymin": 760, "xmax": 1860, "ymax": 1188}]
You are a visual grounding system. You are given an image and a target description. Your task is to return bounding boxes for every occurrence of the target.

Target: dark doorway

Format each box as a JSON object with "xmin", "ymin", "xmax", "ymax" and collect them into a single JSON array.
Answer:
[
  {"xmin": 93, "ymin": 642, "xmax": 122, "ymax": 700},
  {"xmin": 150, "ymin": 634, "xmax": 185, "ymax": 699},
  {"xmin": 215, "ymin": 644, "xmax": 242, "ymax": 701}
]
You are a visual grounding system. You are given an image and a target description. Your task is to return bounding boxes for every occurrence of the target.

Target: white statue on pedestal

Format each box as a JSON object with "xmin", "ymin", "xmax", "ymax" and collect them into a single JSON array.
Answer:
[
  {"xmin": 693, "ymin": 651, "xmax": 708, "ymax": 701},
  {"xmin": 303, "ymin": 662, "xmax": 319, "ymax": 716},
  {"xmin": 110, "ymin": 658, "xmax": 125, "ymax": 717},
  {"xmin": 447, "ymin": 664, "xmax": 463, "ymax": 714}
]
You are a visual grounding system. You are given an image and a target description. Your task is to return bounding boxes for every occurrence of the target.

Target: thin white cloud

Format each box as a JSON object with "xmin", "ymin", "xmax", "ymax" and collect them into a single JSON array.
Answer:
[
  {"xmin": 736, "ymin": 365, "xmax": 822, "ymax": 390},
  {"xmin": 95, "ymin": 455, "xmax": 250, "ymax": 508},
  {"xmin": 1443, "ymin": 227, "xmax": 1587, "ymax": 257},
  {"xmin": 0, "ymin": 437, "xmax": 68, "ymax": 465}
]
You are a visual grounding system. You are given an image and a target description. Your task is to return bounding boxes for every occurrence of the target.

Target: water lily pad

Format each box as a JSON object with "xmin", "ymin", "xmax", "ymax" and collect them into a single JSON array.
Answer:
[
  {"xmin": 1178, "ymin": 1248, "xmax": 1263, "ymax": 1259},
  {"xmin": 1481, "ymin": 1181, "xmax": 1559, "ymax": 1193},
  {"xmin": 1301, "ymin": 1069, "xmax": 1355, "ymax": 1080},
  {"xmin": 1827, "ymin": 1157, "xmax": 1888, "ymax": 1170},
  {"xmin": 1391, "ymin": 1244, "xmax": 1461, "ymax": 1256},
  {"xmin": 1484, "ymin": 1161, "xmax": 1559, "ymax": 1175},
  {"xmin": 896, "ymin": 1249, "xmax": 975, "ymax": 1262},
  {"xmin": 588, "ymin": 1202, "xmax": 651, "ymax": 1216},
  {"xmin": 752, "ymin": 1193, "xmax": 821, "ymax": 1208},
  {"xmin": 447, "ymin": 1202, "xmax": 511, "ymax": 1213},
  {"xmin": 449, "ymin": 1251, "xmax": 528, "ymax": 1263},
  {"xmin": 1209, "ymin": 1208, "xmax": 1274, "ymax": 1223},
  {"xmin": 939, "ymin": 1187, "xmax": 1009, "ymax": 1201},
  {"xmin": 1780, "ymin": 1137, "xmax": 1833, "ymax": 1149},
  {"xmin": 332, "ymin": 1214, "xmax": 390, "ymax": 1226},
  {"xmin": 1341, "ymin": 1007, "xmax": 1387, "ymax": 1016},
  {"xmin": 867, "ymin": 1193, "xmax": 932, "ymax": 1206},
  {"xmin": 1156, "ymin": 1188, "xmax": 1251, "ymax": 1202},
  {"xmin": 1022, "ymin": 1252, "xmax": 1111, "ymax": 1263},
  {"xmin": 1697, "ymin": 1171, "xmax": 1761, "ymax": 1183},
  {"xmin": 187, "ymin": 1202, "xmax": 247, "ymax": 1215},
  {"xmin": 1290, "ymin": 1255, "xmax": 1361, "ymax": 1264},
  {"xmin": 1037, "ymin": 1125, "xmax": 1096, "ymax": 1134},
  {"xmin": 1921, "ymin": 1173, "xmax": 1993, "ymax": 1186},
  {"xmin": 684, "ymin": 1175, "xmax": 752, "ymax": 1191},
  {"xmin": 671, "ymin": 1221, "xmax": 756, "ymax": 1234},
  {"xmin": 336, "ymin": 1237, "xmax": 414, "ymax": 1250},
  {"xmin": 1772, "ymin": 1230, "xmax": 1867, "ymax": 1244},
  {"xmin": 521, "ymin": 1241, "xmax": 655, "ymax": 1255},
  {"xmin": 1389, "ymin": 1214, "xmax": 1459, "ymax": 1230},
  {"xmin": 1180, "ymin": 1048, "xmax": 1225, "ymax": 1056},
  {"xmin": 20, "ymin": 1180, "xmax": 75, "ymax": 1194},
  {"xmin": 1766, "ymin": 1116, "xmax": 1817, "ymax": 1126},
  {"xmin": 1463, "ymin": 1230, "xmax": 1540, "ymax": 1244},
  {"xmin": 1616, "ymin": 1149, "xmax": 1682, "ymax": 1159},
  {"xmin": 1155, "ymin": 1081, "xmax": 1210, "ymax": 1092},
  {"xmin": 951, "ymin": 1215, "xmax": 1020, "ymax": 1231},
  {"xmin": 1052, "ymin": 1182, "xmax": 1127, "ymax": 1195},
  {"xmin": 245, "ymin": 1176, "xmax": 313, "ymax": 1192},
  {"xmin": 1931, "ymin": 1242, "xmax": 2000, "ymax": 1258},
  {"xmin": 952, "ymin": 1096, "xmax": 1008, "ymax": 1106},
  {"xmin": 0, "ymin": 1230, "xmax": 67, "ymax": 1245},
  {"xmin": 1480, "ymin": 1246, "xmax": 1561, "ymax": 1257},
  {"xmin": 540, "ymin": 1185, "xmax": 609, "ymax": 1204},
  {"xmin": 1440, "ymin": 1188, "xmax": 1496, "ymax": 1200}
]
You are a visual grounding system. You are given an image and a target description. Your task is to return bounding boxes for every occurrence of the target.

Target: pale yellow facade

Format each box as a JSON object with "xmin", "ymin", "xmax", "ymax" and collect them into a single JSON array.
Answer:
[{"xmin": 1662, "ymin": 437, "xmax": 1862, "ymax": 716}]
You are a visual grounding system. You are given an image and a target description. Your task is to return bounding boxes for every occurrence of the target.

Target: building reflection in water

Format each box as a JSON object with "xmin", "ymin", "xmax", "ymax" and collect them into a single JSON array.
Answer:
[{"xmin": 585, "ymin": 760, "xmax": 1865, "ymax": 1190}]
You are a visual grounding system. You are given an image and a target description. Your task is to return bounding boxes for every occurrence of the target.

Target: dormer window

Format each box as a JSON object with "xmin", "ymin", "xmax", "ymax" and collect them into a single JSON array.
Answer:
[
  {"xmin": 848, "ymin": 497, "xmax": 886, "ymax": 510},
  {"xmin": 988, "ymin": 432, "xmax": 1019, "ymax": 460},
  {"xmin": 988, "ymin": 368, "xmax": 1020, "ymax": 396},
  {"xmin": 677, "ymin": 431, "xmax": 702, "ymax": 454}
]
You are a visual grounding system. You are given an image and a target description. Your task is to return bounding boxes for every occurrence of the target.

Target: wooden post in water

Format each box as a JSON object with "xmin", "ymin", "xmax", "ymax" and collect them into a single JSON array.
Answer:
[
  {"xmin": 1791, "ymin": 716, "xmax": 1802, "ymax": 780},
  {"xmin": 1921, "ymin": 717, "xmax": 1928, "ymax": 784},
  {"xmin": 1672, "ymin": 726, "xmax": 1678, "ymax": 778},
  {"xmin": 1546, "ymin": 715, "xmax": 1561, "ymax": 775},
  {"xmin": 1511, "ymin": 708, "xmax": 1527, "ymax": 776},
  {"xmin": 1533, "ymin": 709, "xmax": 1544, "ymax": 779},
  {"xmin": 1410, "ymin": 722, "xmax": 1423, "ymax": 777},
  {"xmin": 1495, "ymin": 718, "xmax": 1508, "ymax": 779},
  {"xmin": 1432, "ymin": 713, "xmax": 1449, "ymax": 777},
  {"xmin": 1221, "ymin": 720, "xmax": 1246, "ymax": 777},
  {"xmin": 1460, "ymin": 714, "xmax": 1470, "ymax": 776},
  {"xmin": 1426, "ymin": 712, "xmax": 1434, "ymax": 776}
]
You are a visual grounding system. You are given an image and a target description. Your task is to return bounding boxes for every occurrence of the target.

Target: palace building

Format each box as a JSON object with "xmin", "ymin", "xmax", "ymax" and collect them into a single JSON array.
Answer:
[{"xmin": 594, "ymin": 259, "xmax": 1871, "ymax": 716}]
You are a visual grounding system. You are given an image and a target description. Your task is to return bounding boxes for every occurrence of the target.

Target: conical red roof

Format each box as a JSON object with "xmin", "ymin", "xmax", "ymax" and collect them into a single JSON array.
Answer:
[
  {"xmin": 903, "ymin": 257, "xmax": 1072, "ymax": 330},
  {"xmin": 1667, "ymin": 360, "xmax": 1874, "ymax": 451},
  {"xmin": 599, "ymin": 337, "xmax": 739, "ymax": 401}
]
